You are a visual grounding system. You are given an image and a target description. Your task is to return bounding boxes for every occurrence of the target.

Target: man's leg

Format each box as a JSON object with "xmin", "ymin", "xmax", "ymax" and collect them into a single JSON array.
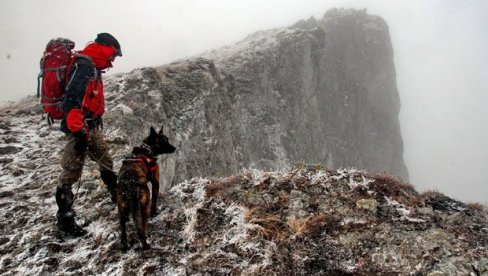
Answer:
[
  {"xmin": 88, "ymin": 129, "xmax": 117, "ymax": 203},
  {"xmin": 56, "ymin": 134, "xmax": 87, "ymax": 236}
]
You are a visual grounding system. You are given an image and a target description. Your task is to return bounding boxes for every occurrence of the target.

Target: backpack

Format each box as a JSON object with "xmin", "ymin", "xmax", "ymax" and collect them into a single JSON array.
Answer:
[{"xmin": 37, "ymin": 38, "xmax": 75, "ymax": 123}]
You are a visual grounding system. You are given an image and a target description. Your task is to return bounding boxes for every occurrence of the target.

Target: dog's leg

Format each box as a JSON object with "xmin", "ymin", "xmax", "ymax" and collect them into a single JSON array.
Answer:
[
  {"xmin": 140, "ymin": 202, "xmax": 151, "ymax": 250},
  {"xmin": 135, "ymin": 188, "xmax": 151, "ymax": 250},
  {"xmin": 150, "ymin": 166, "xmax": 160, "ymax": 218},
  {"xmin": 150, "ymin": 178, "xmax": 160, "ymax": 218},
  {"xmin": 118, "ymin": 203, "xmax": 129, "ymax": 251}
]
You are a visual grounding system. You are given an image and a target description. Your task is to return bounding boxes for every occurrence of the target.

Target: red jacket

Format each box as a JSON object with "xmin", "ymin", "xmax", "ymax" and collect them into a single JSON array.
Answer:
[{"xmin": 61, "ymin": 43, "xmax": 117, "ymax": 133}]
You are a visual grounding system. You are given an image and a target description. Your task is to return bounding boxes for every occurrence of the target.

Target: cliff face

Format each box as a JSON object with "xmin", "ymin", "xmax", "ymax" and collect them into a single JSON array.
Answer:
[
  {"xmin": 102, "ymin": 8, "xmax": 408, "ymax": 188},
  {"xmin": 205, "ymin": 8, "xmax": 406, "ymax": 178}
]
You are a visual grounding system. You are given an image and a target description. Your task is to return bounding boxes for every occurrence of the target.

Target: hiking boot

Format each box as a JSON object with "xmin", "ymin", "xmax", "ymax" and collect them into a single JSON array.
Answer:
[
  {"xmin": 101, "ymin": 170, "xmax": 118, "ymax": 203},
  {"xmin": 107, "ymin": 187, "xmax": 117, "ymax": 203},
  {"xmin": 56, "ymin": 212, "xmax": 87, "ymax": 237},
  {"xmin": 105, "ymin": 181, "xmax": 117, "ymax": 203},
  {"xmin": 57, "ymin": 220, "xmax": 87, "ymax": 237}
]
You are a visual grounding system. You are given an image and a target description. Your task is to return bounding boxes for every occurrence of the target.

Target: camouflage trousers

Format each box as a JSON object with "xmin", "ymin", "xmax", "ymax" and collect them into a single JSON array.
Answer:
[
  {"xmin": 57, "ymin": 128, "xmax": 114, "ymax": 187},
  {"xmin": 55, "ymin": 127, "xmax": 118, "ymax": 226}
]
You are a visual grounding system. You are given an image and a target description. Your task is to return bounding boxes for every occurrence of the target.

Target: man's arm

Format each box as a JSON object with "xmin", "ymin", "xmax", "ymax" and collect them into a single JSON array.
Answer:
[{"xmin": 63, "ymin": 59, "xmax": 93, "ymax": 133}]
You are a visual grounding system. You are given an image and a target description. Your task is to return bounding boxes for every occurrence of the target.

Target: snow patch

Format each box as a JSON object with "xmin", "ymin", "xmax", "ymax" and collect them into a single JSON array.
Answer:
[
  {"xmin": 110, "ymin": 103, "xmax": 133, "ymax": 115},
  {"xmin": 386, "ymin": 197, "xmax": 426, "ymax": 223}
]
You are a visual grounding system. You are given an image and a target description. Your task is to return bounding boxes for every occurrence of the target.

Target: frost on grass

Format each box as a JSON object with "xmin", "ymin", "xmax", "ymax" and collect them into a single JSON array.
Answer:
[
  {"xmin": 0, "ymin": 129, "xmax": 487, "ymax": 276},
  {"xmin": 0, "ymin": 112, "xmax": 485, "ymax": 275},
  {"xmin": 154, "ymin": 168, "xmax": 488, "ymax": 275}
]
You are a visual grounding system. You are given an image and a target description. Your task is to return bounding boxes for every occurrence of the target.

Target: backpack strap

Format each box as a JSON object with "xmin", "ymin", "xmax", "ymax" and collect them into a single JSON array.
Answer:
[
  {"xmin": 66, "ymin": 53, "xmax": 95, "ymax": 80},
  {"xmin": 37, "ymin": 72, "xmax": 41, "ymax": 99},
  {"xmin": 64, "ymin": 53, "xmax": 97, "ymax": 108}
]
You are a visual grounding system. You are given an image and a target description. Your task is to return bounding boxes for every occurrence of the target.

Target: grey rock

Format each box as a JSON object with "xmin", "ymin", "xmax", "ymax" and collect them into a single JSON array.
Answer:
[
  {"xmin": 101, "ymin": 8, "xmax": 408, "ymax": 190},
  {"xmin": 418, "ymin": 206, "xmax": 434, "ymax": 216},
  {"xmin": 356, "ymin": 198, "xmax": 378, "ymax": 213},
  {"xmin": 0, "ymin": 146, "xmax": 22, "ymax": 155}
]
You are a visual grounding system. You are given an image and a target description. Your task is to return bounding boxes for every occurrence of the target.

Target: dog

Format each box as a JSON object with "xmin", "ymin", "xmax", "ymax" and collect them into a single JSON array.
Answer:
[{"xmin": 117, "ymin": 125, "xmax": 176, "ymax": 250}]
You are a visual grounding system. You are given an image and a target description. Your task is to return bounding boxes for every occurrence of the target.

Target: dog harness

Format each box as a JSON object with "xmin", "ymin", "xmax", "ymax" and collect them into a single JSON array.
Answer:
[{"xmin": 123, "ymin": 143, "xmax": 159, "ymax": 180}]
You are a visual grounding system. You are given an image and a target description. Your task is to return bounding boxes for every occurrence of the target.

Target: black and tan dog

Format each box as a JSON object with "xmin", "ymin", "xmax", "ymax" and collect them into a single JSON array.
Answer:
[{"xmin": 117, "ymin": 125, "xmax": 176, "ymax": 250}]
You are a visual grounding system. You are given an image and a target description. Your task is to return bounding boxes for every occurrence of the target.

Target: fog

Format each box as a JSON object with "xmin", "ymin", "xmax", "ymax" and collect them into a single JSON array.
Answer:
[{"xmin": 1, "ymin": 0, "xmax": 487, "ymax": 203}]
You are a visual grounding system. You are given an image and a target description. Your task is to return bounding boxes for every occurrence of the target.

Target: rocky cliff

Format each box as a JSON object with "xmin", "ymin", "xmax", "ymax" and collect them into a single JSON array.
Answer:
[{"xmin": 100, "ymin": 8, "xmax": 408, "ymax": 188}]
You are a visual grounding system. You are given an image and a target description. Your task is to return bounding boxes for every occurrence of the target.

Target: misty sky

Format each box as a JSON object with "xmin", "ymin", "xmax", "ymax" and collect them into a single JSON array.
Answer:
[{"xmin": 0, "ymin": 0, "xmax": 487, "ymax": 203}]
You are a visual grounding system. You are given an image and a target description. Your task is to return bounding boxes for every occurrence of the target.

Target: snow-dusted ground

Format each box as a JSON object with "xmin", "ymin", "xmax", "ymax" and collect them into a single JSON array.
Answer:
[
  {"xmin": 0, "ymin": 111, "xmax": 121, "ymax": 275},
  {"xmin": 0, "ymin": 106, "xmax": 486, "ymax": 275}
]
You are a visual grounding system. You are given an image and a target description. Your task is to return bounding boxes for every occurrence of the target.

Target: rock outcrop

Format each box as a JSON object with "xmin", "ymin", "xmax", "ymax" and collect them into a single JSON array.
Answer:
[{"xmin": 102, "ymin": 8, "xmax": 408, "ymax": 188}]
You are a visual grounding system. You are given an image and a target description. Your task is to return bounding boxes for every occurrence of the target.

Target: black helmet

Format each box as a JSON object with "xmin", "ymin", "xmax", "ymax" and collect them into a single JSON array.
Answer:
[{"xmin": 95, "ymin": 33, "xmax": 122, "ymax": 56}]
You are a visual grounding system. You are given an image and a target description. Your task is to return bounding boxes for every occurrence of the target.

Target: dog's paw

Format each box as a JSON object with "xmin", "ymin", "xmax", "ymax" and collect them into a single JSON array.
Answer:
[{"xmin": 141, "ymin": 243, "xmax": 151, "ymax": 251}]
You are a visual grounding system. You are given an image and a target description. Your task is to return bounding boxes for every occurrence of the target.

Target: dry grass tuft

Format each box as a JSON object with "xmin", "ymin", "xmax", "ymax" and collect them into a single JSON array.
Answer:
[
  {"xmin": 287, "ymin": 215, "xmax": 328, "ymax": 238},
  {"xmin": 421, "ymin": 189, "xmax": 441, "ymax": 196},
  {"xmin": 369, "ymin": 173, "xmax": 418, "ymax": 204},
  {"xmin": 467, "ymin": 202, "xmax": 487, "ymax": 212},
  {"xmin": 278, "ymin": 191, "xmax": 290, "ymax": 206},
  {"xmin": 205, "ymin": 175, "xmax": 241, "ymax": 198},
  {"xmin": 293, "ymin": 161, "xmax": 324, "ymax": 171},
  {"xmin": 418, "ymin": 190, "xmax": 443, "ymax": 207},
  {"xmin": 245, "ymin": 208, "xmax": 287, "ymax": 240}
]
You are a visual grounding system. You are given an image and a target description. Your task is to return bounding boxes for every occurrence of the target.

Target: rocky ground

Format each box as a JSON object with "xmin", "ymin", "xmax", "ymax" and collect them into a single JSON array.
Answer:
[{"xmin": 0, "ymin": 100, "xmax": 487, "ymax": 275}]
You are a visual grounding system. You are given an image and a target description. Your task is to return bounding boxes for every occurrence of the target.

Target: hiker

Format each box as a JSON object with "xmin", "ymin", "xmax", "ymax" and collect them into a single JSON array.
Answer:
[{"xmin": 55, "ymin": 33, "xmax": 122, "ymax": 237}]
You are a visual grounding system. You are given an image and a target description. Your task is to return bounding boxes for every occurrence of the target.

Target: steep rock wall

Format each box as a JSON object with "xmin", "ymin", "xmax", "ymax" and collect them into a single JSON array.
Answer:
[{"xmin": 103, "ymin": 8, "xmax": 408, "ymax": 188}]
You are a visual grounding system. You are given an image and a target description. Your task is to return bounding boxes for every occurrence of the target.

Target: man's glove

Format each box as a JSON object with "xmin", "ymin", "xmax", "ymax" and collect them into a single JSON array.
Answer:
[{"xmin": 72, "ymin": 130, "xmax": 89, "ymax": 152}]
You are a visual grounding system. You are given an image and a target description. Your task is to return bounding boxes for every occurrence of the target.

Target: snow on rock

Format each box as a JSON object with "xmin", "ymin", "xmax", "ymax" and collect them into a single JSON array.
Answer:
[
  {"xmin": 0, "ymin": 111, "xmax": 487, "ymax": 275},
  {"xmin": 201, "ymin": 27, "xmax": 283, "ymax": 66},
  {"xmin": 110, "ymin": 103, "xmax": 133, "ymax": 115}
]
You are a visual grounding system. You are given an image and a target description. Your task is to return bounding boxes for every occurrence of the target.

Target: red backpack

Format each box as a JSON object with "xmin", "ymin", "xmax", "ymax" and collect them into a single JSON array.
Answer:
[{"xmin": 37, "ymin": 38, "xmax": 75, "ymax": 123}]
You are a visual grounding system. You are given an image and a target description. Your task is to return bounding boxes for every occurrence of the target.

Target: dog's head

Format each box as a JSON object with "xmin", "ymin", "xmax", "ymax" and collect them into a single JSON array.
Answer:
[{"xmin": 143, "ymin": 125, "xmax": 176, "ymax": 155}]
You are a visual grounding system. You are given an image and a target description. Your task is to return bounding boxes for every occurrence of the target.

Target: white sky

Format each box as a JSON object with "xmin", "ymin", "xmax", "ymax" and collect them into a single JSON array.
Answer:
[{"xmin": 0, "ymin": 0, "xmax": 487, "ymax": 203}]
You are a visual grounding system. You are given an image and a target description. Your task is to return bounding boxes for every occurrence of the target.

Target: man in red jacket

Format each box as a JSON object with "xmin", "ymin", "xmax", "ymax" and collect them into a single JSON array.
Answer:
[{"xmin": 56, "ymin": 33, "xmax": 122, "ymax": 237}]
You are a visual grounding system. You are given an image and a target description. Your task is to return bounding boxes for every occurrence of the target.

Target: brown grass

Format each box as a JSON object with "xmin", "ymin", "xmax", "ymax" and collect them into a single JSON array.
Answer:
[
  {"xmin": 244, "ymin": 208, "xmax": 287, "ymax": 240},
  {"xmin": 205, "ymin": 175, "xmax": 241, "ymax": 198},
  {"xmin": 467, "ymin": 202, "xmax": 488, "ymax": 212},
  {"xmin": 287, "ymin": 215, "xmax": 328, "ymax": 238},
  {"xmin": 369, "ymin": 173, "xmax": 418, "ymax": 205},
  {"xmin": 277, "ymin": 191, "xmax": 289, "ymax": 206},
  {"xmin": 419, "ymin": 190, "xmax": 446, "ymax": 202},
  {"xmin": 420, "ymin": 189, "xmax": 441, "ymax": 197},
  {"xmin": 417, "ymin": 190, "xmax": 443, "ymax": 207}
]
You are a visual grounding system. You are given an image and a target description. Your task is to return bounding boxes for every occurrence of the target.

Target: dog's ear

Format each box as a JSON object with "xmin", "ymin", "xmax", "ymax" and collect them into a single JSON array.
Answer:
[
  {"xmin": 159, "ymin": 125, "xmax": 164, "ymax": 135},
  {"xmin": 150, "ymin": 126, "xmax": 157, "ymax": 138}
]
